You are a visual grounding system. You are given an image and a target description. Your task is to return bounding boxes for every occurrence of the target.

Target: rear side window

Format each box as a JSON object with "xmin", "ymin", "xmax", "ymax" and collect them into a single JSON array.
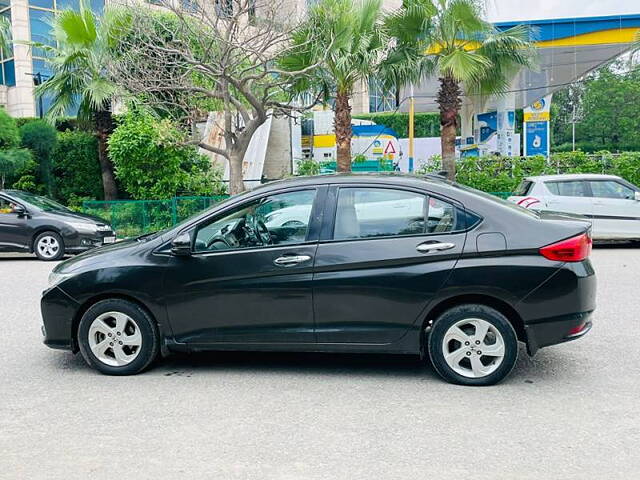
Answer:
[
  {"xmin": 589, "ymin": 180, "xmax": 635, "ymax": 199},
  {"xmin": 545, "ymin": 181, "xmax": 587, "ymax": 197},
  {"xmin": 514, "ymin": 180, "xmax": 533, "ymax": 196},
  {"xmin": 333, "ymin": 187, "xmax": 472, "ymax": 240}
]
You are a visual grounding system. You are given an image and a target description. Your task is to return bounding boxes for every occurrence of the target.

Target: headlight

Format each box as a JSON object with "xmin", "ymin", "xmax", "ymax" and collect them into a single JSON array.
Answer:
[
  {"xmin": 48, "ymin": 271, "xmax": 75, "ymax": 287},
  {"xmin": 96, "ymin": 224, "xmax": 112, "ymax": 232},
  {"xmin": 67, "ymin": 222, "xmax": 98, "ymax": 234}
]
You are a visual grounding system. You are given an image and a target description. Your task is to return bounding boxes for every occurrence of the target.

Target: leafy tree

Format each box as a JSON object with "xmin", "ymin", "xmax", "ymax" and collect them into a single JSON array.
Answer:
[
  {"xmin": 281, "ymin": 0, "xmax": 387, "ymax": 172},
  {"xmin": 33, "ymin": 1, "xmax": 130, "ymax": 200},
  {"xmin": 385, "ymin": 0, "xmax": 536, "ymax": 178},
  {"xmin": 0, "ymin": 108, "xmax": 20, "ymax": 149},
  {"xmin": 108, "ymin": 110, "xmax": 223, "ymax": 199},
  {"xmin": 52, "ymin": 130, "xmax": 104, "ymax": 204},
  {"xmin": 19, "ymin": 120, "xmax": 58, "ymax": 195},
  {"xmin": 0, "ymin": 149, "xmax": 32, "ymax": 190}
]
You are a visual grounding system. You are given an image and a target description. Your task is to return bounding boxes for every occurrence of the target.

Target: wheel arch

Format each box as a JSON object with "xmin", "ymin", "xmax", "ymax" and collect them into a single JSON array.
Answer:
[
  {"xmin": 422, "ymin": 293, "xmax": 526, "ymax": 346},
  {"xmin": 30, "ymin": 226, "xmax": 63, "ymax": 253},
  {"xmin": 71, "ymin": 292, "xmax": 159, "ymax": 353}
]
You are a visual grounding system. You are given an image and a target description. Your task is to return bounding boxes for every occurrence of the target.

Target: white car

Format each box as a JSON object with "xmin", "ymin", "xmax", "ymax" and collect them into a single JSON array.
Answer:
[{"xmin": 508, "ymin": 174, "xmax": 640, "ymax": 240}]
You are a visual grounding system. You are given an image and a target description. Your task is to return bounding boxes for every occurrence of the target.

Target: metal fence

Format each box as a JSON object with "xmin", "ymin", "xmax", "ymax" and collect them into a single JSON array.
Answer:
[{"xmin": 82, "ymin": 196, "xmax": 228, "ymax": 238}]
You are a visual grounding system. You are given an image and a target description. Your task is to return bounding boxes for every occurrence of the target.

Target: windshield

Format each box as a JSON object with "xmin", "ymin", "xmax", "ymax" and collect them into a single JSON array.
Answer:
[{"xmin": 9, "ymin": 191, "xmax": 71, "ymax": 212}]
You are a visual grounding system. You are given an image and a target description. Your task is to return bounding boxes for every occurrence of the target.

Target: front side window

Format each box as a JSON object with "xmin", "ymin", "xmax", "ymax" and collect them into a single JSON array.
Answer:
[
  {"xmin": 589, "ymin": 181, "xmax": 635, "ymax": 200},
  {"xmin": 545, "ymin": 181, "xmax": 587, "ymax": 197},
  {"xmin": 0, "ymin": 197, "xmax": 18, "ymax": 214},
  {"xmin": 194, "ymin": 189, "xmax": 316, "ymax": 252}
]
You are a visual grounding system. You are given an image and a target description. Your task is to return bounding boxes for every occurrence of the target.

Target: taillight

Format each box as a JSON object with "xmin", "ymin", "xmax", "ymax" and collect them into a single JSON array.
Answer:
[{"xmin": 539, "ymin": 232, "xmax": 592, "ymax": 262}]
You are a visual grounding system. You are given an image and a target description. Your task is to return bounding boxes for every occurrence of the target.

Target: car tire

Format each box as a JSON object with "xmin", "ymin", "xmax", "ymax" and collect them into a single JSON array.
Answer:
[
  {"xmin": 428, "ymin": 304, "xmax": 518, "ymax": 386},
  {"xmin": 77, "ymin": 299, "xmax": 160, "ymax": 376},
  {"xmin": 34, "ymin": 231, "xmax": 65, "ymax": 261}
]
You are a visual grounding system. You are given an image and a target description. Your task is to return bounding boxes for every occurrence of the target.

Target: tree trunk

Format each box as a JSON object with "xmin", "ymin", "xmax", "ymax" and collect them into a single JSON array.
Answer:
[
  {"xmin": 228, "ymin": 151, "xmax": 245, "ymax": 195},
  {"xmin": 334, "ymin": 90, "xmax": 352, "ymax": 173},
  {"xmin": 437, "ymin": 76, "xmax": 462, "ymax": 180},
  {"xmin": 94, "ymin": 110, "xmax": 118, "ymax": 200}
]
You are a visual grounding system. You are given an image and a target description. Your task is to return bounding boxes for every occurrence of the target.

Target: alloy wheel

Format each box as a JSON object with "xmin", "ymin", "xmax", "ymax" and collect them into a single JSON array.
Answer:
[
  {"xmin": 441, "ymin": 318, "xmax": 506, "ymax": 378},
  {"xmin": 87, "ymin": 312, "xmax": 142, "ymax": 367},
  {"xmin": 37, "ymin": 236, "xmax": 60, "ymax": 260}
]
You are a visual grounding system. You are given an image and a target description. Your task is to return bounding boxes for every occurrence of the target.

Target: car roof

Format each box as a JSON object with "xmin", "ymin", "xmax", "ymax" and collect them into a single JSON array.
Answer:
[
  {"xmin": 252, "ymin": 172, "xmax": 455, "ymax": 193},
  {"xmin": 525, "ymin": 173, "xmax": 622, "ymax": 182}
]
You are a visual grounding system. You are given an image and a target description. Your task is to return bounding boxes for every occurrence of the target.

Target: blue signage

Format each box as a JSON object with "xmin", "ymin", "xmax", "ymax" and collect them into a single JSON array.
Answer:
[{"xmin": 525, "ymin": 121, "xmax": 549, "ymax": 157}]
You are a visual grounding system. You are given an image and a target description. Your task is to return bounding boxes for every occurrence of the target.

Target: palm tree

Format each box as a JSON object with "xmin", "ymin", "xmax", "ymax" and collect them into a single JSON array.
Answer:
[
  {"xmin": 385, "ymin": 0, "xmax": 536, "ymax": 178},
  {"xmin": 280, "ymin": 0, "xmax": 387, "ymax": 172},
  {"xmin": 34, "ymin": 2, "xmax": 128, "ymax": 200}
]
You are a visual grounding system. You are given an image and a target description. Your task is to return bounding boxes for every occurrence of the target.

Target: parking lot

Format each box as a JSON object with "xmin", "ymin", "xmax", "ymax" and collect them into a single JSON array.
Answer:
[{"xmin": 0, "ymin": 247, "xmax": 638, "ymax": 479}]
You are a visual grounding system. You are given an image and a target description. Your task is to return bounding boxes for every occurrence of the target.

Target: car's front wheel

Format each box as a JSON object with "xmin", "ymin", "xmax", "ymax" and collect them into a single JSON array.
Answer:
[
  {"xmin": 428, "ymin": 304, "xmax": 518, "ymax": 386},
  {"xmin": 77, "ymin": 299, "xmax": 160, "ymax": 375},
  {"xmin": 34, "ymin": 231, "xmax": 65, "ymax": 261}
]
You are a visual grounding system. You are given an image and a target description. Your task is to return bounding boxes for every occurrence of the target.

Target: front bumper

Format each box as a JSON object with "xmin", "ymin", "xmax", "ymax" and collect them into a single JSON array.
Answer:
[
  {"xmin": 41, "ymin": 286, "xmax": 81, "ymax": 352},
  {"xmin": 525, "ymin": 311, "xmax": 593, "ymax": 356},
  {"xmin": 64, "ymin": 231, "xmax": 116, "ymax": 254}
]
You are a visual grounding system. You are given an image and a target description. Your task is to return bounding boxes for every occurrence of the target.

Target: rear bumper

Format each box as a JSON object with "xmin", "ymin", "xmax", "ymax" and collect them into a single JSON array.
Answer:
[
  {"xmin": 41, "ymin": 286, "xmax": 80, "ymax": 352},
  {"xmin": 525, "ymin": 311, "xmax": 593, "ymax": 355}
]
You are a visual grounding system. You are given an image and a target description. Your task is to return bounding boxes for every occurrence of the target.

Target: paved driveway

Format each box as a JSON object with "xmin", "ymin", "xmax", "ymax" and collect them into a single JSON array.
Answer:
[{"xmin": 0, "ymin": 248, "xmax": 638, "ymax": 479}]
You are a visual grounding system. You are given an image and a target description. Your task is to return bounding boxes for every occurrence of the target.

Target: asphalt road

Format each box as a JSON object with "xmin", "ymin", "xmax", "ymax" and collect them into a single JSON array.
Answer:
[{"xmin": 1, "ymin": 247, "xmax": 639, "ymax": 479}]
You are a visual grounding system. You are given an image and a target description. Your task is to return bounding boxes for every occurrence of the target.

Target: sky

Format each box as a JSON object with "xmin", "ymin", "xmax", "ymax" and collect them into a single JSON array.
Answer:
[{"xmin": 485, "ymin": 0, "xmax": 640, "ymax": 22}]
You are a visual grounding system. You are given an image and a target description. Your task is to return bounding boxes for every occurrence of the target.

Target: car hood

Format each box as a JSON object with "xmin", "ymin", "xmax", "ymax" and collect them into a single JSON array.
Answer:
[
  {"xmin": 47, "ymin": 209, "xmax": 109, "ymax": 225},
  {"xmin": 53, "ymin": 238, "xmax": 143, "ymax": 274}
]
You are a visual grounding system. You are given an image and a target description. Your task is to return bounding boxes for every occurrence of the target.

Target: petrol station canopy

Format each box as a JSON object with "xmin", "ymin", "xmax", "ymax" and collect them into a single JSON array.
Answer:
[{"xmin": 401, "ymin": 13, "xmax": 640, "ymax": 113}]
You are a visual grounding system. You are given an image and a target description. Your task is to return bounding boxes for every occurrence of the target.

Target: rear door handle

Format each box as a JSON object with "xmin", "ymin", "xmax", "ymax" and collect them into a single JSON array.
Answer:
[
  {"xmin": 416, "ymin": 242, "xmax": 455, "ymax": 253},
  {"xmin": 274, "ymin": 255, "xmax": 312, "ymax": 267}
]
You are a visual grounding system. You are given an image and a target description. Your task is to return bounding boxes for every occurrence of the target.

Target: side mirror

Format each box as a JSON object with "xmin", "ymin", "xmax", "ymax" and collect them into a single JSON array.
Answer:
[
  {"xmin": 634, "ymin": 191, "xmax": 640, "ymax": 202},
  {"xmin": 171, "ymin": 232, "xmax": 192, "ymax": 256},
  {"xmin": 12, "ymin": 205, "xmax": 26, "ymax": 216}
]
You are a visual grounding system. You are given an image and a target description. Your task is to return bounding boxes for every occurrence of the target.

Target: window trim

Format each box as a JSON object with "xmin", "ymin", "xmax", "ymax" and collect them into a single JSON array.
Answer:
[
  {"xmin": 183, "ymin": 186, "xmax": 324, "ymax": 257},
  {"xmin": 320, "ymin": 184, "xmax": 475, "ymax": 244}
]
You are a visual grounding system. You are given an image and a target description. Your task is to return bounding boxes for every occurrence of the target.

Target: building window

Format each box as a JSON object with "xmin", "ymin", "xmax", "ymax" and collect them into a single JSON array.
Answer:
[
  {"xmin": 26, "ymin": 0, "xmax": 105, "ymax": 114},
  {"xmin": 0, "ymin": 8, "xmax": 15, "ymax": 86},
  {"xmin": 368, "ymin": 77, "xmax": 396, "ymax": 113},
  {"xmin": 215, "ymin": 0, "xmax": 233, "ymax": 17}
]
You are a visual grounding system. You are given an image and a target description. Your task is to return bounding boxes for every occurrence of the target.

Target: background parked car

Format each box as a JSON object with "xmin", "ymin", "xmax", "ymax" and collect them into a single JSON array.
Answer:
[
  {"xmin": 508, "ymin": 174, "xmax": 640, "ymax": 240},
  {"xmin": 0, "ymin": 190, "xmax": 115, "ymax": 261}
]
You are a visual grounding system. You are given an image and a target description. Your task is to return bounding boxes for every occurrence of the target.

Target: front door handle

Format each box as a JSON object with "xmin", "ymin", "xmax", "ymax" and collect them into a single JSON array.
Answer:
[
  {"xmin": 416, "ymin": 242, "xmax": 455, "ymax": 253},
  {"xmin": 274, "ymin": 254, "xmax": 312, "ymax": 267}
]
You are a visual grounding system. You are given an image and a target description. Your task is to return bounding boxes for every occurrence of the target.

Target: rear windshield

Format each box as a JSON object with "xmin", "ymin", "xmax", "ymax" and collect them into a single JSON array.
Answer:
[
  {"xmin": 514, "ymin": 180, "xmax": 533, "ymax": 196},
  {"xmin": 453, "ymin": 183, "xmax": 540, "ymax": 219}
]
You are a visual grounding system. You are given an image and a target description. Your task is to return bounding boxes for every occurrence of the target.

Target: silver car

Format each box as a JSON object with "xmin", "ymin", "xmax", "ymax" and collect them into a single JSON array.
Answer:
[{"xmin": 508, "ymin": 174, "xmax": 640, "ymax": 240}]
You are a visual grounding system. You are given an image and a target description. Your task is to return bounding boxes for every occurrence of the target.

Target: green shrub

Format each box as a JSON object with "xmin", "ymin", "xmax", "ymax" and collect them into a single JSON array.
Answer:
[
  {"xmin": 52, "ymin": 130, "xmax": 103, "ymax": 204},
  {"xmin": 0, "ymin": 148, "xmax": 33, "ymax": 189},
  {"xmin": 19, "ymin": 119, "xmax": 58, "ymax": 195},
  {"xmin": 108, "ymin": 111, "xmax": 222, "ymax": 199},
  {"xmin": 296, "ymin": 158, "xmax": 321, "ymax": 176},
  {"xmin": 0, "ymin": 109, "xmax": 20, "ymax": 149},
  {"xmin": 416, "ymin": 151, "xmax": 640, "ymax": 194}
]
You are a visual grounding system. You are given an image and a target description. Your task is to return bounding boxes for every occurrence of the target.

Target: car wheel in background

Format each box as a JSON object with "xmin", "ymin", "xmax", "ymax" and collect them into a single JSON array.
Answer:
[
  {"xmin": 428, "ymin": 304, "xmax": 518, "ymax": 386},
  {"xmin": 77, "ymin": 299, "xmax": 160, "ymax": 375},
  {"xmin": 34, "ymin": 231, "xmax": 65, "ymax": 261}
]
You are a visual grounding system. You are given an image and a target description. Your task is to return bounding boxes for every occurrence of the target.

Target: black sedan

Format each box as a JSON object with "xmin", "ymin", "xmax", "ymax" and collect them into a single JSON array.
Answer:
[
  {"xmin": 41, "ymin": 174, "xmax": 596, "ymax": 385},
  {"xmin": 0, "ymin": 190, "xmax": 115, "ymax": 261}
]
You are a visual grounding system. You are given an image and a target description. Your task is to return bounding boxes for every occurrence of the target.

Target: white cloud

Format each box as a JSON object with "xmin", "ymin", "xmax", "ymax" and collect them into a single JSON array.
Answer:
[{"xmin": 485, "ymin": 0, "xmax": 640, "ymax": 22}]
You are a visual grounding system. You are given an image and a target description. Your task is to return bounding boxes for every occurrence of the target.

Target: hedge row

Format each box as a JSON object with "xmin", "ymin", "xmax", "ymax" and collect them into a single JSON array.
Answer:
[{"xmin": 417, "ymin": 151, "xmax": 640, "ymax": 193}]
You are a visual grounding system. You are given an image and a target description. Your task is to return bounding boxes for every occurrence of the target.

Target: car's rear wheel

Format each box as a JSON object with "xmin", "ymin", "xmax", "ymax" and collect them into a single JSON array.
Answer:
[
  {"xmin": 34, "ymin": 231, "xmax": 64, "ymax": 261},
  {"xmin": 77, "ymin": 299, "xmax": 160, "ymax": 375},
  {"xmin": 428, "ymin": 304, "xmax": 518, "ymax": 386}
]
